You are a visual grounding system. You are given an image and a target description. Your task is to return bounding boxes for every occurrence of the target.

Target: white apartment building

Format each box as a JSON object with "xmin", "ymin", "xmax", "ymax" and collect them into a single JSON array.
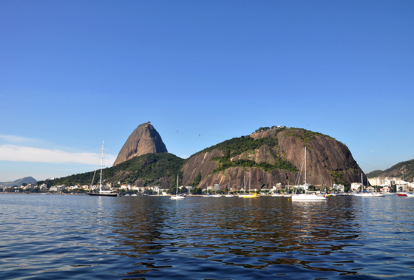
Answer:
[
  {"xmin": 351, "ymin": 183, "xmax": 363, "ymax": 192},
  {"xmin": 369, "ymin": 177, "xmax": 413, "ymax": 192},
  {"xmin": 333, "ymin": 184, "xmax": 345, "ymax": 192},
  {"xmin": 294, "ymin": 183, "xmax": 311, "ymax": 190}
]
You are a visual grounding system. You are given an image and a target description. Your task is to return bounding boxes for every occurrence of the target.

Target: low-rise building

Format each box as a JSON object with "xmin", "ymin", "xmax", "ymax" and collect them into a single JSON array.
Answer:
[
  {"xmin": 351, "ymin": 183, "xmax": 363, "ymax": 192},
  {"xmin": 294, "ymin": 184, "xmax": 311, "ymax": 191},
  {"xmin": 396, "ymin": 183, "xmax": 409, "ymax": 192},
  {"xmin": 333, "ymin": 184, "xmax": 345, "ymax": 192}
]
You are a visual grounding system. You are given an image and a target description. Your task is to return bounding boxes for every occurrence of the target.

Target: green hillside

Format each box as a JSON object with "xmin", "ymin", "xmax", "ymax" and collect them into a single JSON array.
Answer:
[
  {"xmin": 383, "ymin": 159, "xmax": 414, "ymax": 181},
  {"xmin": 366, "ymin": 159, "xmax": 414, "ymax": 182},
  {"xmin": 366, "ymin": 170, "xmax": 384, "ymax": 178},
  {"xmin": 39, "ymin": 153, "xmax": 184, "ymax": 187},
  {"xmin": 193, "ymin": 127, "xmax": 297, "ymax": 173}
]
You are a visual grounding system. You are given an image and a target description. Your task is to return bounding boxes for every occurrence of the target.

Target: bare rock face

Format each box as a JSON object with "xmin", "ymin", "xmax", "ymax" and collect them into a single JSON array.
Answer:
[
  {"xmin": 113, "ymin": 122, "xmax": 168, "ymax": 166},
  {"xmin": 182, "ymin": 127, "xmax": 364, "ymax": 190}
]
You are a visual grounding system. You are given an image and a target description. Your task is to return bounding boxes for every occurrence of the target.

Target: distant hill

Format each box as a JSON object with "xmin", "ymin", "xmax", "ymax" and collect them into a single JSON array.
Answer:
[
  {"xmin": 0, "ymin": 176, "xmax": 37, "ymax": 187},
  {"xmin": 367, "ymin": 159, "xmax": 414, "ymax": 182},
  {"xmin": 366, "ymin": 170, "xmax": 384, "ymax": 178}
]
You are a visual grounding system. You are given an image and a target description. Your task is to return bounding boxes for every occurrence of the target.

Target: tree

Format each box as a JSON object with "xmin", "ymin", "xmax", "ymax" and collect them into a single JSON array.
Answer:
[{"xmin": 192, "ymin": 173, "xmax": 202, "ymax": 186}]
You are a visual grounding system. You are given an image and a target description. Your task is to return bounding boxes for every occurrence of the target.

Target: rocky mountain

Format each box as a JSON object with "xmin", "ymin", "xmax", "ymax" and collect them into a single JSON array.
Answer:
[
  {"xmin": 113, "ymin": 122, "xmax": 168, "ymax": 166},
  {"xmin": 367, "ymin": 159, "xmax": 414, "ymax": 182},
  {"xmin": 182, "ymin": 127, "xmax": 365, "ymax": 190},
  {"xmin": 0, "ymin": 176, "xmax": 37, "ymax": 187},
  {"xmin": 45, "ymin": 125, "xmax": 367, "ymax": 191}
]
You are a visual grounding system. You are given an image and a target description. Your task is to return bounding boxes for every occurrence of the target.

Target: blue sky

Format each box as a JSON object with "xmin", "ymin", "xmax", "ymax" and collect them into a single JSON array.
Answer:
[{"xmin": 1, "ymin": 0, "xmax": 413, "ymax": 181}]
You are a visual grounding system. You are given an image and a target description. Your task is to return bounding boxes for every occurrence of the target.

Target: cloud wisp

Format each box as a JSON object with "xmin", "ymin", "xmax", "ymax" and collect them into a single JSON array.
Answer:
[
  {"xmin": 0, "ymin": 145, "xmax": 116, "ymax": 166},
  {"xmin": 0, "ymin": 135, "xmax": 38, "ymax": 144}
]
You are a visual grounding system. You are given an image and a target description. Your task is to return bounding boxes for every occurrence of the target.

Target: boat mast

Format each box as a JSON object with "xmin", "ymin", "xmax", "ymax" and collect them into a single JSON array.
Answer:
[
  {"xmin": 249, "ymin": 171, "xmax": 251, "ymax": 193},
  {"xmin": 361, "ymin": 172, "xmax": 363, "ymax": 192},
  {"xmin": 304, "ymin": 147, "xmax": 307, "ymax": 186},
  {"xmin": 100, "ymin": 141, "xmax": 104, "ymax": 192},
  {"xmin": 176, "ymin": 175, "xmax": 178, "ymax": 196}
]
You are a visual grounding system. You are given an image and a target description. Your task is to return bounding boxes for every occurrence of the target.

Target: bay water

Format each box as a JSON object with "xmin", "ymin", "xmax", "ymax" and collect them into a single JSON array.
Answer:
[{"xmin": 0, "ymin": 194, "xmax": 413, "ymax": 279}]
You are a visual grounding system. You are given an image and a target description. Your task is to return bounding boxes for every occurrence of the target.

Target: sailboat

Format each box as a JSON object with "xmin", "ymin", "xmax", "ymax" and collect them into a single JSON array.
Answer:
[
  {"xmin": 291, "ymin": 147, "xmax": 326, "ymax": 201},
  {"xmin": 354, "ymin": 173, "xmax": 384, "ymax": 197},
  {"xmin": 211, "ymin": 187, "xmax": 223, "ymax": 197},
  {"xmin": 170, "ymin": 175, "xmax": 185, "ymax": 200},
  {"xmin": 238, "ymin": 176, "xmax": 246, "ymax": 198},
  {"xmin": 225, "ymin": 185, "xmax": 234, "ymax": 197},
  {"xmin": 89, "ymin": 141, "xmax": 118, "ymax": 197},
  {"xmin": 242, "ymin": 171, "xmax": 260, "ymax": 198}
]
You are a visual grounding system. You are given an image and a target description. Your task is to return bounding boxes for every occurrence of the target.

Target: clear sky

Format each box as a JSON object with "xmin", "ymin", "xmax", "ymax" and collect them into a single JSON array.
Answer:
[{"xmin": 1, "ymin": 0, "xmax": 413, "ymax": 182}]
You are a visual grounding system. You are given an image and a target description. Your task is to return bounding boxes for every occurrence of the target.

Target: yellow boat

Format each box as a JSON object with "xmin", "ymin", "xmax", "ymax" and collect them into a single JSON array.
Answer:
[
  {"xmin": 242, "ymin": 172, "xmax": 260, "ymax": 198},
  {"xmin": 242, "ymin": 193, "xmax": 260, "ymax": 198}
]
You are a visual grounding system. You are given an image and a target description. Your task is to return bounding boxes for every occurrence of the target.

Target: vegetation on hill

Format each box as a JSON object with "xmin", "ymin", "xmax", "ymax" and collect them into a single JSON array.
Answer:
[
  {"xmin": 330, "ymin": 171, "xmax": 347, "ymax": 186},
  {"xmin": 193, "ymin": 127, "xmax": 297, "ymax": 174},
  {"xmin": 366, "ymin": 159, "xmax": 414, "ymax": 182},
  {"xmin": 197, "ymin": 135, "xmax": 278, "ymax": 156},
  {"xmin": 383, "ymin": 159, "xmax": 414, "ymax": 175},
  {"xmin": 39, "ymin": 153, "xmax": 184, "ymax": 187},
  {"xmin": 366, "ymin": 170, "xmax": 384, "ymax": 178},
  {"xmin": 213, "ymin": 159, "xmax": 297, "ymax": 173},
  {"xmin": 283, "ymin": 128, "xmax": 333, "ymax": 144},
  {"xmin": 191, "ymin": 172, "xmax": 202, "ymax": 186},
  {"xmin": 253, "ymin": 126, "xmax": 285, "ymax": 133}
]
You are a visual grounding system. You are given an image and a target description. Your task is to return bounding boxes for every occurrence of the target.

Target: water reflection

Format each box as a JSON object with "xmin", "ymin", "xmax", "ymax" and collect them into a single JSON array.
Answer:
[
  {"xmin": 108, "ymin": 197, "xmax": 369, "ymax": 278},
  {"xmin": 1, "ymin": 194, "xmax": 413, "ymax": 279}
]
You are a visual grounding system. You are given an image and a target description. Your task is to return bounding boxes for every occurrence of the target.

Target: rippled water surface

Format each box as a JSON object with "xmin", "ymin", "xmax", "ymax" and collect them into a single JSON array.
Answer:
[{"xmin": 1, "ymin": 194, "xmax": 413, "ymax": 279}]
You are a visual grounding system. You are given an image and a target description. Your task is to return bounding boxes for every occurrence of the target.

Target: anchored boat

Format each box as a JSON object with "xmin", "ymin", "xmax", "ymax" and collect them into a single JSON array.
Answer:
[{"xmin": 89, "ymin": 141, "xmax": 118, "ymax": 197}]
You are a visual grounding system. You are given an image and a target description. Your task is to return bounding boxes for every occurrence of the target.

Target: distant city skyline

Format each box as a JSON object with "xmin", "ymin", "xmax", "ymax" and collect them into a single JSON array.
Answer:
[{"xmin": 1, "ymin": 0, "xmax": 413, "ymax": 181}]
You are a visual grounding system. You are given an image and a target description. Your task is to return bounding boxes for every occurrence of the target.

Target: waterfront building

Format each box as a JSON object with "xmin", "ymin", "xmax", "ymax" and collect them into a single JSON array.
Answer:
[
  {"xmin": 294, "ymin": 183, "xmax": 311, "ymax": 190},
  {"xmin": 351, "ymin": 183, "xmax": 363, "ymax": 192},
  {"xmin": 333, "ymin": 184, "xmax": 345, "ymax": 192}
]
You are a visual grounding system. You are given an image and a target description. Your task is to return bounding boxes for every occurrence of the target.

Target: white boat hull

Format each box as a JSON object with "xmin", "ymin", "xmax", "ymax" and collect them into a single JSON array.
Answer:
[
  {"xmin": 89, "ymin": 192, "xmax": 118, "ymax": 197},
  {"xmin": 291, "ymin": 194, "xmax": 326, "ymax": 201},
  {"xmin": 354, "ymin": 193, "xmax": 385, "ymax": 197}
]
